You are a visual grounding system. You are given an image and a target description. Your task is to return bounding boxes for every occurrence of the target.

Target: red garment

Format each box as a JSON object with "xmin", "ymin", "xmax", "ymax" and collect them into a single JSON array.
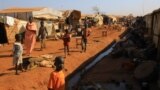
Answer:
[
  {"xmin": 25, "ymin": 22, "xmax": 37, "ymax": 55},
  {"xmin": 63, "ymin": 34, "xmax": 70, "ymax": 46},
  {"xmin": 48, "ymin": 71, "xmax": 65, "ymax": 90},
  {"xmin": 82, "ymin": 28, "xmax": 91, "ymax": 39},
  {"xmin": 87, "ymin": 28, "xmax": 91, "ymax": 36}
]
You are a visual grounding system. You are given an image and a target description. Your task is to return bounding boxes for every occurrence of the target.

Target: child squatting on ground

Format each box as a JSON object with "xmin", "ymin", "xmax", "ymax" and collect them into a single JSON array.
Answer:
[
  {"xmin": 13, "ymin": 34, "xmax": 24, "ymax": 75},
  {"xmin": 38, "ymin": 20, "xmax": 48, "ymax": 51}
]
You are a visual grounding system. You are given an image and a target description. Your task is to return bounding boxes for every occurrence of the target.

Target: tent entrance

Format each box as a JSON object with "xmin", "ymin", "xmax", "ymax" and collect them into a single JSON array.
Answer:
[{"xmin": 0, "ymin": 23, "xmax": 8, "ymax": 45}]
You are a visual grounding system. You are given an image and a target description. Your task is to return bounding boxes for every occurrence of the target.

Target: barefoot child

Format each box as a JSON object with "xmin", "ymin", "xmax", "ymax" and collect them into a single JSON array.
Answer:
[
  {"xmin": 81, "ymin": 24, "xmax": 91, "ymax": 53},
  {"xmin": 38, "ymin": 20, "xmax": 48, "ymax": 50},
  {"xmin": 13, "ymin": 34, "xmax": 24, "ymax": 75},
  {"xmin": 63, "ymin": 30, "xmax": 70, "ymax": 58}
]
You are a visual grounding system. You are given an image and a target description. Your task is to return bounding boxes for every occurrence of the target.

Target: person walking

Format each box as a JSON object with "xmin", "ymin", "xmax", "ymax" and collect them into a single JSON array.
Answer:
[
  {"xmin": 38, "ymin": 20, "xmax": 48, "ymax": 50},
  {"xmin": 81, "ymin": 22, "xmax": 91, "ymax": 53},
  {"xmin": 62, "ymin": 30, "xmax": 71, "ymax": 58},
  {"xmin": 25, "ymin": 16, "xmax": 37, "ymax": 56}
]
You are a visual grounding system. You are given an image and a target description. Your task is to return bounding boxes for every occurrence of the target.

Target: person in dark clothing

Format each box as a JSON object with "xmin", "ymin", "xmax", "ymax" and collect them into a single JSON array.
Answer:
[
  {"xmin": 63, "ymin": 30, "xmax": 70, "ymax": 58},
  {"xmin": 81, "ymin": 25, "xmax": 90, "ymax": 53},
  {"xmin": 38, "ymin": 20, "xmax": 48, "ymax": 50},
  {"xmin": 0, "ymin": 23, "xmax": 9, "ymax": 45}
]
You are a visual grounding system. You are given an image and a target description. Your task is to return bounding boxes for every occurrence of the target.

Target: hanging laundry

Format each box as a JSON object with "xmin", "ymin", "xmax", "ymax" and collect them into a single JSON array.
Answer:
[
  {"xmin": 0, "ymin": 16, "xmax": 5, "ymax": 23},
  {"xmin": 5, "ymin": 16, "xmax": 15, "ymax": 26}
]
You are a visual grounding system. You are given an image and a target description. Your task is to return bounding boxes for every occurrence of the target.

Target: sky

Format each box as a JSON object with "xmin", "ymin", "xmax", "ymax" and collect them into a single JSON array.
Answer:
[{"xmin": 0, "ymin": 0, "xmax": 160, "ymax": 16}]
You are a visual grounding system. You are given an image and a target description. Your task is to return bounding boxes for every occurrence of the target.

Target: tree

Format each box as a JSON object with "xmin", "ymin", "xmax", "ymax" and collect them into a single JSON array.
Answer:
[
  {"xmin": 92, "ymin": 6, "xmax": 100, "ymax": 14},
  {"xmin": 128, "ymin": 13, "xmax": 134, "ymax": 20}
]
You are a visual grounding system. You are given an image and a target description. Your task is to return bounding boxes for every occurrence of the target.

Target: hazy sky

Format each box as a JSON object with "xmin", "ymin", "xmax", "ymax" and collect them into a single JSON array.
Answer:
[{"xmin": 0, "ymin": 0, "xmax": 160, "ymax": 16}]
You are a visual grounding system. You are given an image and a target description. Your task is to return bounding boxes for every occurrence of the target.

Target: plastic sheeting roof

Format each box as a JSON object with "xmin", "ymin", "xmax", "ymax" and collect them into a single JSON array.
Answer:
[
  {"xmin": 0, "ymin": 7, "xmax": 63, "ymax": 20},
  {"xmin": 33, "ymin": 8, "xmax": 63, "ymax": 19}
]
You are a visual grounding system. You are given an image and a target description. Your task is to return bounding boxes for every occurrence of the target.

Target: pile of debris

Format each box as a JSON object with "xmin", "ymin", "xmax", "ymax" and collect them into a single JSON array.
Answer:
[
  {"xmin": 77, "ymin": 80, "xmax": 129, "ymax": 90},
  {"xmin": 110, "ymin": 17, "xmax": 159, "ymax": 89},
  {"xmin": 73, "ymin": 17, "xmax": 159, "ymax": 90},
  {"xmin": 22, "ymin": 54, "xmax": 54, "ymax": 70},
  {"xmin": 111, "ymin": 17, "xmax": 157, "ymax": 60}
]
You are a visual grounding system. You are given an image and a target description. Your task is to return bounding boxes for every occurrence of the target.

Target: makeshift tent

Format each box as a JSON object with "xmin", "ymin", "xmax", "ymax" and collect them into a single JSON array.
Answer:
[
  {"xmin": 0, "ymin": 22, "xmax": 8, "ymax": 44},
  {"xmin": 31, "ymin": 8, "xmax": 63, "ymax": 36},
  {"xmin": 0, "ymin": 7, "xmax": 64, "ymax": 38},
  {"xmin": 0, "ymin": 7, "xmax": 42, "ymax": 20},
  {"xmin": 63, "ymin": 10, "xmax": 81, "ymax": 29},
  {"xmin": 0, "ymin": 7, "xmax": 62, "ymax": 21},
  {"xmin": 0, "ymin": 16, "xmax": 28, "ymax": 43},
  {"xmin": 0, "ymin": 16, "xmax": 16, "ymax": 43},
  {"xmin": 108, "ymin": 15, "xmax": 118, "ymax": 24},
  {"xmin": 33, "ymin": 8, "xmax": 62, "ymax": 20},
  {"xmin": 94, "ymin": 14, "xmax": 103, "ymax": 26}
]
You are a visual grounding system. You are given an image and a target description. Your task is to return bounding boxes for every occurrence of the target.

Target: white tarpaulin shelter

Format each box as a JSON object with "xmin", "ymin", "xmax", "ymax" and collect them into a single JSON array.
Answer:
[
  {"xmin": 94, "ymin": 14, "xmax": 103, "ymax": 26},
  {"xmin": 0, "ymin": 16, "xmax": 15, "ymax": 26},
  {"xmin": 0, "ymin": 7, "xmax": 63, "ymax": 20},
  {"xmin": 33, "ymin": 8, "xmax": 62, "ymax": 20},
  {"xmin": 0, "ymin": 7, "xmax": 64, "ymax": 42}
]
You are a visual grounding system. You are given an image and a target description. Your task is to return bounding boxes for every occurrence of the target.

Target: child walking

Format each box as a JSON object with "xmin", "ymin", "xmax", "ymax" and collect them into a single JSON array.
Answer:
[
  {"xmin": 63, "ymin": 30, "xmax": 70, "ymax": 58},
  {"xmin": 13, "ymin": 34, "xmax": 24, "ymax": 75},
  {"xmin": 38, "ymin": 20, "xmax": 48, "ymax": 50},
  {"xmin": 81, "ymin": 25, "xmax": 91, "ymax": 53}
]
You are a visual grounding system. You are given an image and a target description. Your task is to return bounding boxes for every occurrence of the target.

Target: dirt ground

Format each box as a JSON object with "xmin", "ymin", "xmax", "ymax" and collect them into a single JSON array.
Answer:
[
  {"xmin": 81, "ymin": 56, "xmax": 141, "ymax": 90},
  {"xmin": 0, "ymin": 26, "xmax": 124, "ymax": 90},
  {"xmin": 80, "ymin": 55, "xmax": 160, "ymax": 90}
]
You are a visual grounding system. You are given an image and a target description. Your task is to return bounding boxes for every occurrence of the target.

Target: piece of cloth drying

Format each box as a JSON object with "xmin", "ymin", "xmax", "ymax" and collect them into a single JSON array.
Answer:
[{"xmin": 5, "ymin": 16, "xmax": 15, "ymax": 26}]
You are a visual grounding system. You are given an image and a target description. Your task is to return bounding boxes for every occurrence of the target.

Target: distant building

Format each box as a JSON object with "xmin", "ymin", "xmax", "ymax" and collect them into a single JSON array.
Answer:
[
  {"xmin": 0, "ymin": 7, "xmax": 63, "ymax": 43},
  {"xmin": 0, "ymin": 7, "xmax": 62, "ymax": 21}
]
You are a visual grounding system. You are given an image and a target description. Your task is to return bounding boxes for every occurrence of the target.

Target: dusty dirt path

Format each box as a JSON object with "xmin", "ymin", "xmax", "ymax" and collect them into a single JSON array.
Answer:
[{"xmin": 0, "ymin": 27, "xmax": 124, "ymax": 90}]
